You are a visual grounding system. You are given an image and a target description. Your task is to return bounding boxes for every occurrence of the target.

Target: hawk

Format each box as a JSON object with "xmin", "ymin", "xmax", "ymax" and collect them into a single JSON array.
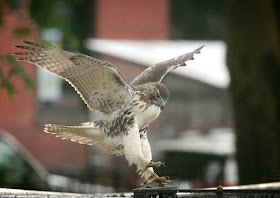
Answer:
[{"xmin": 14, "ymin": 41, "xmax": 203, "ymax": 185}]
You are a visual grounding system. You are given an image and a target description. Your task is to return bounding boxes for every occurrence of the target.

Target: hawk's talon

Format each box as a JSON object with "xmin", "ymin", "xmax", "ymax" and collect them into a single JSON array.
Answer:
[
  {"xmin": 141, "ymin": 160, "xmax": 164, "ymax": 173},
  {"xmin": 147, "ymin": 160, "xmax": 165, "ymax": 168},
  {"xmin": 146, "ymin": 176, "xmax": 173, "ymax": 186}
]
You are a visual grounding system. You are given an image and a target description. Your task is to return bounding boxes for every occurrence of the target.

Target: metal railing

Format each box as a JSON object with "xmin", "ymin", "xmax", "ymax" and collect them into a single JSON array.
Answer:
[
  {"xmin": 0, "ymin": 188, "xmax": 132, "ymax": 198},
  {"xmin": 133, "ymin": 184, "xmax": 280, "ymax": 198},
  {"xmin": 1, "ymin": 182, "xmax": 280, "ymax": 198}
]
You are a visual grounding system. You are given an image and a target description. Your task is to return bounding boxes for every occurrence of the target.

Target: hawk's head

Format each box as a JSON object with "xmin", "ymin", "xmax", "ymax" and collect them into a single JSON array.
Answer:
[{"xmin": 134, "ymin": 82, "xmax": 169, "ymax": 110}]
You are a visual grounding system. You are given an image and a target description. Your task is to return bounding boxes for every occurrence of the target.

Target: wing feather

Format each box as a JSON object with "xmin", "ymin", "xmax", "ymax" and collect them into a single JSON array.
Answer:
[
  {"xmin": 44, "ymin": 124, "xmax": 104, "ymax": 146},
  {"xmin": 130, "ymin": 45, "xmax": 204, "ymax": 86},
  {"xmin": 14, "ymin": 41, "xmax": 134, "ymax": 114}
]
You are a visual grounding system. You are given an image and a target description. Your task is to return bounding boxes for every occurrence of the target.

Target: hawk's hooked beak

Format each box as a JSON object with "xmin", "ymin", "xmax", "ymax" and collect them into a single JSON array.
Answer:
[{"xmin": 155, "ymin": 98, "xmax": 166, "ymax": 110}]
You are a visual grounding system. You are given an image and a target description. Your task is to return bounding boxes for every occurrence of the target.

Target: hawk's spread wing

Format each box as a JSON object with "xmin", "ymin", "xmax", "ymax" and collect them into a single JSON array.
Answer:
[
  {"xmin": 130, "ymin": 45, "xmax": 204, "ymax": 86},
  {"xmin": 14, "ymin": 41, "xmax": 134, "ymax": 114}
]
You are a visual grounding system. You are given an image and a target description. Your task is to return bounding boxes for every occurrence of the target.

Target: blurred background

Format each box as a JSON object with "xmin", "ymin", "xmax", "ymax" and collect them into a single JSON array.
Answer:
[{"xmin": 0, "ymin": 0, "xmax": 279, "ymax": 193}]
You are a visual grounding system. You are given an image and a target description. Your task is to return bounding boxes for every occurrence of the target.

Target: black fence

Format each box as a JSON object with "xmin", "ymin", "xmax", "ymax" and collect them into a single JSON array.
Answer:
[
  {"xmin": 1, "ymin": 184, "xmax": 280, "ymax": 198},
  {"xmin": 133, "ymin": 186, "xmax": 280, "ymax": 198}
]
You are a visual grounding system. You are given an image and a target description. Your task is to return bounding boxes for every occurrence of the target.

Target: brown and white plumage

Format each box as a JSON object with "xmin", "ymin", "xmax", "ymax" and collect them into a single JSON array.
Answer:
[
  {"xmin": 130, "ymin": 45, "xmax": 204, "ymax": 86},
  {"xmin": 14, "ymin": 41, "xmax": 133, "ymax": 114},
  {"xmin": 14, "ymin": 41, "xmax": 203, "ymax": 184}
]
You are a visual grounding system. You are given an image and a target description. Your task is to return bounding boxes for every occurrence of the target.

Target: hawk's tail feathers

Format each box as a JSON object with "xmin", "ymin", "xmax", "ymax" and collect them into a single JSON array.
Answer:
[{"xmin": 44, "ymin": 123, "xmax": 105, "ymax": 146}]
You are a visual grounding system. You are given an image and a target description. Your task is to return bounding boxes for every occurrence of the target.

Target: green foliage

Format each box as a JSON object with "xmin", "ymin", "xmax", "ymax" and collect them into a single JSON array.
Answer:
[
  {"xmin": 170, "ymin": 0, "xmax": 226, "ymax": 40},
  {"xmin": 0, "ymin": 0, "xmax": 90, "ymax": 97},
  {"xmin": 12, "ymin": 27, "xmax": 32, "ymax": 38},
  {"xmin": 0, "ymin": 1, "xmax": 35, "ymax": 97},
  {"xmin": 29, "ymin": 0, "xmax": 84, "ymax": 50},
  {"xmin": 0, "ymin": 54, "xmax": 34, "ymax": 97}
]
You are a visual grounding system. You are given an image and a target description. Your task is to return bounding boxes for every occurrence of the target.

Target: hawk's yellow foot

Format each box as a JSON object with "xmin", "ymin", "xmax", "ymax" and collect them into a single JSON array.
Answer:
[
  {"xmin": 147, "ymin": 160, "xmax": 165, "ymax": 168},
  {"xmin": 146, "ymin": 176, "xmax": 173, "ymax": 186},
  {"xmin": 141, "ymin": 160, "xmax": 165, "ymax": 173}
]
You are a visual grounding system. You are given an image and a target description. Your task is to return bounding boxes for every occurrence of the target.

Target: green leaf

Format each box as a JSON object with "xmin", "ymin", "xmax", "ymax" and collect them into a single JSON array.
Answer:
[
  {"xmin": 0, "ymin": 8, "xmax": 3, "ymax": 27},
  {"xmin": 22, "ymin": 75, "xmax": 34, "ymax": 89},
  {"xmin": 0, "ymin": 68, "xmax": 14, "ymax": 97},
  {"xmin": 0, "ymin": 79, "xmax": 15, "ymax": 97},
  {"xmin": 12, "ymin": 27, "xmax": 31, "ymax": 38},
  {"xmin": 0, "ymin": 54, "xmax": 14, "ymax": 65},
  {"xmin": 0, "ymin": 54, "xmax": 34, "ymax": 97}
]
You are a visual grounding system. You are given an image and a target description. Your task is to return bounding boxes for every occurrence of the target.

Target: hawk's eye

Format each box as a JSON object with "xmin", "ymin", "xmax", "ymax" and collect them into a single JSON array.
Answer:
[
  {"xmin": 156, "ymin": 92, "xmax": 161, "ymax": 99},
  {"xmin": 150, "ymin": 94, "xmax": 158, "ymax": 101}
]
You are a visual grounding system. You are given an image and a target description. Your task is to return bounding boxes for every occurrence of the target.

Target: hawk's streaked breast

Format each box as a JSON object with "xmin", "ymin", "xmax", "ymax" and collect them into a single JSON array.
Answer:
[{"xmin": 133, "ymin": 100, "xmax": 161, "ymax": 128}]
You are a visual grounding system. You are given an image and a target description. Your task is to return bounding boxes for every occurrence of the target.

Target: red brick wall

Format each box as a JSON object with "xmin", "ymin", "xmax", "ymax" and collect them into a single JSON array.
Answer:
[
  {"xmin": 94, "ymin": 0, "xmax": 169, "ymax": 39},
  {"xmin": 0, "ymin": 3, "xmax": 87, "ymax": 171}
]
